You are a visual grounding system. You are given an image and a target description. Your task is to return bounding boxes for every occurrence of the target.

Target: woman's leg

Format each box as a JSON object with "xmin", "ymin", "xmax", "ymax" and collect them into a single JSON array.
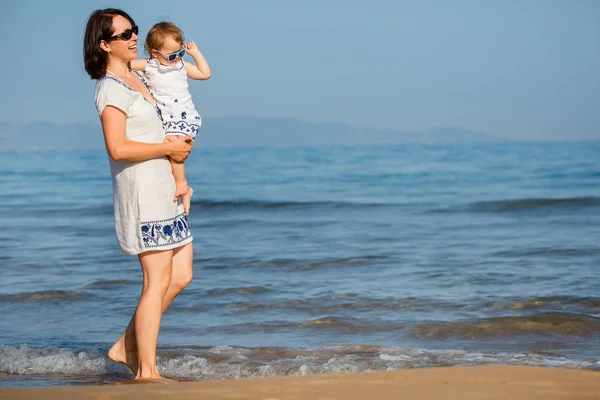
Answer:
[
  {"xmin": 108, "ymin": 243, "xmax": 194, "ymax": 375},
  {"xmin": 167, "ymin": 242, "xmax": 194, "ymax": 299},
  {"xmin": 135, "ymin": 249, "xmax": 174, "ymax": 380}
]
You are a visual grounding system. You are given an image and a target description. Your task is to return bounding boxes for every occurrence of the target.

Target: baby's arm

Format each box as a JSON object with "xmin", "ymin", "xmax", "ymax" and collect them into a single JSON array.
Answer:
[
  {"xmin": 184, "ymin": 41, "xmax": 212, "ymax": 80},
  {"xmin": 130, "ymin": 59, "xmax": 148, "ymax": 71}
]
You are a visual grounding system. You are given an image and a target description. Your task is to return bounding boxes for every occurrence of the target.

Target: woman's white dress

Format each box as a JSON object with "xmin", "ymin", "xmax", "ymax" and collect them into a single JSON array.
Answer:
[{"xmin": 94, "ymin": 71, "xmax": 193, "ymax": 255}]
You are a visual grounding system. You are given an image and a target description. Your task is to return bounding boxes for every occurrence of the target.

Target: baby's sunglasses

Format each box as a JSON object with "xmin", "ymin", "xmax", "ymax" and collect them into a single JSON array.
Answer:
[
  {"xmin": 106, "ymin": 25, "xmax": 139, "ymax": 41},
  {"xmin": 154, "ymin": 47, "xmax": 186, "ymax": 63}
]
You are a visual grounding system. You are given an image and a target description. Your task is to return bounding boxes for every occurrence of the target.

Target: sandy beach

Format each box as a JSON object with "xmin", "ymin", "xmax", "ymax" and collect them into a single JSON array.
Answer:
[{"xmin": 2, "ymin": 366, "xmax": 599, "ymax": 400}]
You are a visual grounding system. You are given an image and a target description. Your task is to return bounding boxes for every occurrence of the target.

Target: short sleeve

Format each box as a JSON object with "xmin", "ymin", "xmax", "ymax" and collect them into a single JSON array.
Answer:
[{"xmin": 94, "ymin": 78, "xmax": 133, "ymax": 116}]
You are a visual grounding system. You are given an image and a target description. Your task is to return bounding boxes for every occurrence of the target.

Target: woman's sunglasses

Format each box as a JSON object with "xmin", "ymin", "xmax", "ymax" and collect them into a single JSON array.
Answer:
[
  {"xmin": 107, "ymin": 25, "xmax": 139, "ymax": 41},
  {"xmin": 154, "ymin": 47, "xmax": 186, "ymax": 63}
]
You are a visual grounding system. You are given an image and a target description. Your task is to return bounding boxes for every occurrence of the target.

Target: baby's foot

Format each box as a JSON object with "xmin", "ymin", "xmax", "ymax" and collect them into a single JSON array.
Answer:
[
  {"xmin": 183, "ymin": 187, "xmax": 194, "ymax": 215},
  {"xmin": 174, "ymin": 182, "xmax": 189, "ymax": 201}
]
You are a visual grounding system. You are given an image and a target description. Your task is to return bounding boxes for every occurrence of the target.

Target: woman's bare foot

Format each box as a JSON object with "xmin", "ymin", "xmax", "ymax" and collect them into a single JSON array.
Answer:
[
  {"xmin": 182, "ymin": 187, "xmax": 194, "ymax": 215},
  {"xmin": 135, "ymin": 376, "xmax": 176, "ymax": 383},
  {"xmin": 135, "ymin": 365, "xmax": 175, "ymax": 383},
  {"xmin": 108, "ymin": 339, "xmax": 138, "ymax": 375}
]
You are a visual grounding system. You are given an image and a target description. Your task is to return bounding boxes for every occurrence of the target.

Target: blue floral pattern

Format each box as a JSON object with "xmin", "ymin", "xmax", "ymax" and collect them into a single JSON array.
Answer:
[
  {"xmin": 100, "ymin": 71, "xmax": 163, "ymax": 120},
  {"xmin": 141, "ymin": 213, "xmax": 192, "ymax": 249},
  {"xmin": 164, "ymin": 120, "xmax": 200, "ymax": 136}
]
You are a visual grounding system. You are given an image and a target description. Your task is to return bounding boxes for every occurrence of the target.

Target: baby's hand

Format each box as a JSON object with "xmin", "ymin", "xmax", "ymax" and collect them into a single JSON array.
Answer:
[{"xmin": 185, "ymin": 41, "xmax": 200, "ymax": 56}]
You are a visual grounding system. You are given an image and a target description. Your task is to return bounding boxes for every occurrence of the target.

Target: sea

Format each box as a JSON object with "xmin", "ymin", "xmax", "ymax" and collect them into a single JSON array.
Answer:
[{"xmin": 0, "ymin": 141, "xmax": 599, "ymax": 388}]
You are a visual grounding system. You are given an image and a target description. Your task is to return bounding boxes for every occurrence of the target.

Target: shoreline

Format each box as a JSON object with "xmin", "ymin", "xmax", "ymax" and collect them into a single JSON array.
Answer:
[{"xmin": 2, "ymin": 365, "xmax": 599, "ymax": 399}]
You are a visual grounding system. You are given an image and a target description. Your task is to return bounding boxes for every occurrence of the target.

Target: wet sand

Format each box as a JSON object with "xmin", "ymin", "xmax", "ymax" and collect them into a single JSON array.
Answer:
[{"xmin": 2, "ymin": 365, "xmax": 599, "ymax": 399}]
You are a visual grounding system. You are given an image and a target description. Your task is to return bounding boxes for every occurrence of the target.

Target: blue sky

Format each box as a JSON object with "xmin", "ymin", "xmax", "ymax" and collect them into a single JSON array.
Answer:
[{"xmin": 0, "ymin": 0, "xmax": 598, "ymax": 141}]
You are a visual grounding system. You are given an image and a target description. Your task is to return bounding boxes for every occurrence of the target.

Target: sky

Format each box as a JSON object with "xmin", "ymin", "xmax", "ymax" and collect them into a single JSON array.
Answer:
[{"xmin": 0, "ymin": 0, "xmax": 598, "ymax": 141}]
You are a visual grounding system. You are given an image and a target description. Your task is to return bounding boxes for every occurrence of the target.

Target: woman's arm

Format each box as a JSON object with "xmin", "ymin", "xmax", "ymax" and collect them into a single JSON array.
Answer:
[
  {"xmin": 101, "ymin": 106, "xmax": 193, "ymax": 162},
  {"xmin": 184, "ymin": 41, "xmax": 212, "ymax": 80}
]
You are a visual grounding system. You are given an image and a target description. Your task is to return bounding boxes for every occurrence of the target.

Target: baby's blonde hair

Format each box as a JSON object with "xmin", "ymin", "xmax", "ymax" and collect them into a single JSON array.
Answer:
[{"xmin": 144, "ymin": 21, "xmax": 184, "ymax": 54}]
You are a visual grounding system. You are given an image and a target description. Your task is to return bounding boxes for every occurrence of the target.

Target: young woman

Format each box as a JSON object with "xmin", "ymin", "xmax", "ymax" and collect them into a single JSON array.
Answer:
[{"xmin": 84, "ymin": 8, "xmax": 195, "ymax": 381}]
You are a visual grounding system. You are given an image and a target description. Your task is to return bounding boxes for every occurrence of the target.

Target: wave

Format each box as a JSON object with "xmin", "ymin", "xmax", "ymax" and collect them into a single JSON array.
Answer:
[
  {"xmin": 85, "ymin": 280, "xmax": 139, "ymax": 288},
  {"xmin": 0, "ymin": 290, "xmax": 88, "ymax": 303},
  {"xmin": 189, "ymin": 198, "xmax": 402, "ymax": 211},
  {"xmin": 483, "ymin": 296, "xmax": 600, "ymax": 312},
  {"xmin": 196, "ymin": 311, "xmax": 600, "ymax": 340},
  {"xmin": 177, "ymin": 294, "xmax": 600, "ymax": 318},
  {"xmin": 200, "ymin": 255, "xmax": 388, "ymax": 271},
  {"xmin": 0, "ymin": 345, "xmax": 123, "ymax": 377},
  {"xmin": 20, "ymin": 198, "xmax": 408, "ymax": 220},
  {"xmin": 19, "ymin": 203, "xmax": 114, "ymax": 217},
  {"xmin": 209, "ymin": 295, "xmax": 455, "ymax": 315},
  {"xmin": 201, "ymin": 286, "xmax": 271, "ymax": 297},
  {"xmin": 413, "ymin": 312, "xmax": 600, "ymax": 339},
  {"xmin": 22, "ymin": 196, "xmax": 600, "ymax": 218},
  {"xmin": 469, "ymin": 196, "xmax": 600, "ymax": 212},
  {"xmin": 1, "ymin": 344, "xmax": 597, "ymax": 382},
  {"xmin": 295, "ymin": 316, "xmax": 391, "ymax": 333},
  {"xmin": 488, "ymin": 247, "xmax": 600, "ymax": 258}
]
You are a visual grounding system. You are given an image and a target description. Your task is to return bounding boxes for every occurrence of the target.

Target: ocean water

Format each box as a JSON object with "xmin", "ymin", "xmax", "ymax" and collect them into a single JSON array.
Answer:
[{"xmin": 0, "ymin": 142, "xmax": 599, "ymax": 388}]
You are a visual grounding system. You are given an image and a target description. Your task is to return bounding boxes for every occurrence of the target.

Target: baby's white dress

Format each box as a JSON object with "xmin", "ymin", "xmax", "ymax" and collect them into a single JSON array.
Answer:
[
  {"xmin": 144, "ymin": 58, "xmax": 201, "ymax": 137},
  {"xmin": 94, "ymin": 71, "xmax": 193, "ymax": 255}
]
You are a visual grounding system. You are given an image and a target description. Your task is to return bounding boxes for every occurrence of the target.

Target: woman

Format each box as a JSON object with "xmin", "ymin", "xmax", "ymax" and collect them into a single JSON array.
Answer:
[{"xmin": 84, "ymin": 8, "xmax": 195, "ymax": 381}]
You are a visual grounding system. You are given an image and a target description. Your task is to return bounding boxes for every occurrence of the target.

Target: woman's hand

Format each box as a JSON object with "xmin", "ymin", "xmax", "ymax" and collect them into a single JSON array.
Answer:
[{"xmin": 166, "ymin": 135, "xmax": 194, "ymax": 163}]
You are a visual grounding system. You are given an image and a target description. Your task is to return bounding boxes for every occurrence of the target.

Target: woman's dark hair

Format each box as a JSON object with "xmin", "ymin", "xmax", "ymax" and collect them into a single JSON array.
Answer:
[{"xmin": 83, "ymin": 8, "xmax": 136, "ymax": 79}]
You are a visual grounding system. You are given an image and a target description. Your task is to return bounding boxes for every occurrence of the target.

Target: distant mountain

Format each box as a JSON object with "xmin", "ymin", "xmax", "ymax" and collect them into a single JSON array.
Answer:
[
  {"xmin": 203, "ymin": 117, "xmax": 505, "ymax": 147},
  {"xmin": 420, "ymin": 126, "xmax": 506, "ymax": 144},
  {"xmin": 0, "ymin": 117, "xmax": 506, "ymax": 150},
  {"xmin": 0, "ymin": 121, "xmax": 105, "ymax": 151}
]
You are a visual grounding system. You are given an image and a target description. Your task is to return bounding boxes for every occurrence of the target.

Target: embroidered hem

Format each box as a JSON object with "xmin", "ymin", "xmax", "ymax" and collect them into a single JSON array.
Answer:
[
  {"xmin": 164, "ymin": 120, "xmax": 200, "ymax": 136},
  {"xmin": 141, "ymin": 213, "xmax": 192, "ymax": 249}
]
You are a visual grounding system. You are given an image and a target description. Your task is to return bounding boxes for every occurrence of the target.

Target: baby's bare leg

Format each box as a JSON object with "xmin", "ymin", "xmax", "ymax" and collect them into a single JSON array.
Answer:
[
  {"xmin": 172, "ymin": 162, "xmax": 194, "ymax": 215},
  {"xmin": 171, "ymin": 162, "xmax": 188, "ymax": 196},
  {"xmin": 165, "ymin": 135, "xmax": 194, "ymax": 215}
]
